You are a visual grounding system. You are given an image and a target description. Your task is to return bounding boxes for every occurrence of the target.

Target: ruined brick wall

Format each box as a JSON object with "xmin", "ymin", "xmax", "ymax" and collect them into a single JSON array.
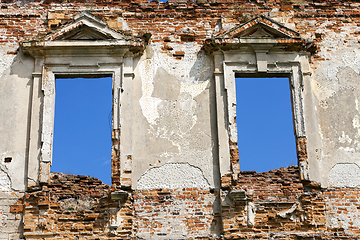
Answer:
[
  {"xmin": 223, "ymin": 167, "xmax": 324, "ymax": 239},
  {"xmin": 0, "ymin": 0, "xmax": 359, "ymax": 47},
  {"xmin": 223, "ymin": 167, "xmax": 360, "ymax": 239},
  {"xmin": 19, "ymin": 173, "xmax": 217, "ymax": 239},
  {"xmin": 323, "ymin": 188, "xmax": 360, "ymax": 236},
  {"xmin": 16, "ymin": 168, "xmax": 360, "ymax": 239},
  {"xmin": 134, "ymin": 189, "xmax": 216, "ymax": 238},
  {"xmin": 20, "ymin": 173, "xmax": 135, "ymax": 239},
  {"xmin": 1, "ymin": 0, "xmax": 360, "ymax": 239}
]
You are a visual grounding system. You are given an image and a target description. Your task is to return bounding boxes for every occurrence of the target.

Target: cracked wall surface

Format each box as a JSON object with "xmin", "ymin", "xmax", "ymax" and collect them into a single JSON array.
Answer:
[
  {"xmin": 132, "ymin": 47, "xmax": 214, "ymax": 189},
  {"xmin": 0, "ymin": 0, "xmax": 360, "ymax": 239}
]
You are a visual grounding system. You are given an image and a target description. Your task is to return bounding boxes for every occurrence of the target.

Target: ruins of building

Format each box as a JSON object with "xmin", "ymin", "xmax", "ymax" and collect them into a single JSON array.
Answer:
[{"xmin": 1, "ymin": 0, "xmax": 360, "ymax": 239}]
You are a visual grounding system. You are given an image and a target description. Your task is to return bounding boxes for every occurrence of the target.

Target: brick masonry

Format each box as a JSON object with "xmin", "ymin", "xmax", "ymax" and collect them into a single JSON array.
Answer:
[
  {"xmin": 1, "ymin": 0, "xmax": 360, "ymax": 238},
  {"xmin": 221, "ymin": 167, "xmax": 360, "ymax": 239},
  {"xmin": 13, "ymin": 167, "xmax": 360, "ymax": 239},
  {"xmin": 134, "ymin": 189, "xmax": 215, "ymax": 239},
  {"xmin": 0, "ymin": 0, "xmax": 358, "ymax": 51}
]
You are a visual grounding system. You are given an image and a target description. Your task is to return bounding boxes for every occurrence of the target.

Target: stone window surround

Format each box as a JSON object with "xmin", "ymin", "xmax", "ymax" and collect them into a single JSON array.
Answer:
[
  {"xmin": 23, "ymin": 44, "xmax": 135, "ymax": 187},
  {"xmin": 213, "ymin": 46, "xmax": 312, "ymax": 181},
  {"xmin": 20, "ymin": 11, "xmax": 143, "ymax": 188}
]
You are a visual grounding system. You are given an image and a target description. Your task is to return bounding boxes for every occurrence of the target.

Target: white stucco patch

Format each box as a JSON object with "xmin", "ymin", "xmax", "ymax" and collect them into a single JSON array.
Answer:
[
  {"xmin": 342, "ymin": 49, "xmax": 360, "ymax": 75},
  {"xmin": 328, "ymin": 163, "xmax": 360, "ymax": 188},
  {"xmin": 338, "ymin": 147, "xmax": 355, "ymax": 153},
  {"xmin": 353, "ymin": 115, "xmax": 360, "ymax": 138},
  {"xmin": 139, "ymin": 53, "xmax": 162, "ymax": 125},
  {"xmin": 339, "ymin": 131, "xmax": 352, "ymax": 144},
  {"xmin": 327, "ymin": 203, "xmax": 360, "ymax": 230},
  {"xmin": 0, "ymin": 168, "xmax": 11, "ymax": 192},
  {"xmin": 0, "ymin": 44, "xmax": 18, "ymax": 77},
  {"xmin": 246, "ymin": 202, "xmax": 256, "ymax": 227},
  {"xmin": 180, "ymin": 80, "xmax": 209, "ymax": 99},
  {"xmin": 311, "ymin": 79, "xmax": 336, "ymax": 102},
  {"xmin": 151, "ymin": 44, "xmax": 211, "ymax": 85},
  {"xmin": 137, "ymin": 163, "xmax": 210, "ymax": 190}
]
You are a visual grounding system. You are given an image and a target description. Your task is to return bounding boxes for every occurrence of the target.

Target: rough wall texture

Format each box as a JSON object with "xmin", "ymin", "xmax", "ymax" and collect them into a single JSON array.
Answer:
[
  {"xmin": 0, "ymin": 168, "xmax": 23, "ymax": 239},
  {"xmin": 223, "ymin": 167, "xmax": 360, "ymax": 239},
  {"xmin": 15, "ymin": 167, "xmax": 360, "ymax": 239},
  {"xmin": 19, "ymin": 173, "xmax": 132, "ymax": 239},
  {"xmin": 0, "ymin": 0, "xmax": 360, "ymax": 239}
]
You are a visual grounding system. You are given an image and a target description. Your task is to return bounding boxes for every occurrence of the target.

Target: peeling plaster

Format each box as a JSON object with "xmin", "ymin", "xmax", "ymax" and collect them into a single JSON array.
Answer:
[
  {"xmin": 137, "ymin": 46, "xmax": 213, "ymax": 186},
  {"xmin": 151, "ymin": 45, "xmax": 211, "ymax": 85},
  {"xmin": 327, "ymin": 205, "xmax": 360, "ymax": 231},
  {"xmin": 338, "ymin": 147, "xmax": 355, "ymax": 153},
  {"xmin": 277, "ymin": 202, "xmax": 299, "ymax": 221},
  {"xmin": 139, "ymin": 47, "xmax": 211, "ymax": 126},
  {"xmin": 180, "ymin": 80, "xmax": 209, "ymax": 99},
  {"xmin": 311, "ymin": 79, "xmax": 336, "ymax": 102},
  {"xmin": 136, "ymin": 163, "xmax": 210, "ymax": 190},
  {"xmin": 315, "ymin": 63, "xmax": 360, "ymax": 186},
  {"xmin": 312, "ymin": 23, "xmax": 360, "ymax": 104},
  {"xmin": 0, "ymin": 167, "xmax": 11, "ymax": 192},
  {"xmin": 339, "ymin": 131, "xmax": 352, "ymax": 144},
  {"xmin": 139, "ymin": 52, "xmax": 162, "ymax": 125},
  {"xmin": 0, "ymin": 44, "xmax": 18, "ymax": 77},
  {"xmin": 315, "ymin": 22, "xmax": 360, "ymax": 53},
  {"xmin": 353, "ymin": 115, "xmax": 360, "ymax": 138},
  {"xmin": 246, "ymin": 202, "xmax": 256, "ymax": 227}
]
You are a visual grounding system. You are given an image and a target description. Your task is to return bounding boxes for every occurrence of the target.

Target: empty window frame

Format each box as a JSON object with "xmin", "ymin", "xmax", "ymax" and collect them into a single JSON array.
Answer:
[
  {"xmin": 52, "ymin": 77, "xmax": 112, "ymax": 184},
  {"xmin": 235, "ymin": 76, "xmax": 297, "ymax": 172}
]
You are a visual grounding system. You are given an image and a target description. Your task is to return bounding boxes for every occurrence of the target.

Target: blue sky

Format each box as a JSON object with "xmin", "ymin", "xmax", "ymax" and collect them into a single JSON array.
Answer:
[
  {"xmin": 236, "ymin": 77, "xmax": 297, "ymax": 172},
  {"xmin": 52, "ymin": 77, "xmax": 297, "ymax": 185},
  {"xmin": 52, "ymin": 77, "xmax": 113, "ymax": 184}
]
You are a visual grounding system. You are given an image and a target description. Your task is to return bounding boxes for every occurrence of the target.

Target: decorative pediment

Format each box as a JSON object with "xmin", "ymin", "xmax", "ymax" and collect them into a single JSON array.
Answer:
[
  {"xmin": 206, "ymin": 16, "xmax": 312, "ymax": 72},
  {"xmin": 53, "ymin": 24, "xmax": 114, "ymax": 40},
  {"xmin": 22, "ymin": 11, "xmax": 144, "ymax": 54},
  {"xmin": 204, "ymin": 15, "xmax": 312, "ymax": 54},
  {"xmin": 44, "ymin": 11, "xmax": 126, "ymax": 41},
  {"xmin": 214, "ymin": 15, "xmax": 301, "ymax": 41}
]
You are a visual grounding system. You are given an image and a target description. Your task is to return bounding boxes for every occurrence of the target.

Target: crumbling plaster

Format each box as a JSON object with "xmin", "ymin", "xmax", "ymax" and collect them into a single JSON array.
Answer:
[
  {"xmin": 132, "ymin": 45, "xmax": 216, "ymax": 189},
  {"xmin": 311, "ymin": 21, "xmax": 360, "ymax": 187},
  {"xmin": 1, "ymin": 2, "xmax": 360, "ymax": 238},
  {"xmin": 1, "ymin": 7, "xmax": 359, "ymax": 190},
  {"xmin": 137, "ymin": 163, "xmax": 210, "ymax": 190},
  {"xmin": 0, "ymin": 45, "xmax": 34, "ymax": 191}
]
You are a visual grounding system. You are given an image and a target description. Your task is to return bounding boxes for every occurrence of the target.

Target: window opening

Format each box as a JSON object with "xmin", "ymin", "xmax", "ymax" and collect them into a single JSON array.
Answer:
[
  {"xmin": 52, "ymin": 77, "xmax": 112, "ymax": 184},
  {"xmin": 236, "ymin": 77, "xmax": 297, "ymax": 172}
]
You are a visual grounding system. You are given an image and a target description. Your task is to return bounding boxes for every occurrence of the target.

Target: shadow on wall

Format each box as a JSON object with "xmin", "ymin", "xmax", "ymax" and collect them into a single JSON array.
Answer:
[{"xmin": 10, "ymin": 48, "xmax": 34, "ymax": 81}]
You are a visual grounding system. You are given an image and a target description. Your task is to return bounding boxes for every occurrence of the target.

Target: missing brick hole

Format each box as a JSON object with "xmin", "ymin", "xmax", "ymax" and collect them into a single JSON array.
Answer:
[
  {"xmin": 181, "ymin": 35, "xmax": 195, "ymax": 42},
  {"xmin": 4, "ymin": 157, "xmax": 12, "ymax": 163},
  {"xmin": 50, "ymin": 24, "xmax": 59, "ymax": 30},
  {"xmin": 315, "ymin": 33, "xmax": 323, "ymax": 39},
  {"xmin": 173, "ymin": 51, "xmax": 185, "ymax": 60},
  {"xmin": 162, "ymin": 44, "xmax": 173, "ymax": 51}
]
